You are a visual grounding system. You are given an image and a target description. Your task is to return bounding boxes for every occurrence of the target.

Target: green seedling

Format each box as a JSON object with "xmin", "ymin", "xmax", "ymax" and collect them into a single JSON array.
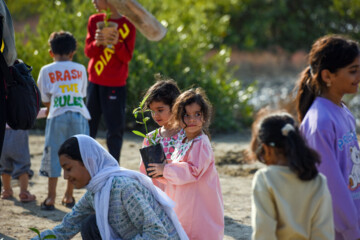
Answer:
[
  {"xmin": 132, "ymin": 94, "xmax": 159, "ymax": 145},
  {"xmin": 29, "ymin": 227, "xmax": 57, "ymax": 239},
  {"xmin": 101, "ymin": 8, "xmax": 112, "ymax": 27}
]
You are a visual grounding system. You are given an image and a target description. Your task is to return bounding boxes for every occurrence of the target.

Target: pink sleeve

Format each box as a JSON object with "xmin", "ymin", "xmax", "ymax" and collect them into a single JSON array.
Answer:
[
  {"xmin": 163, "ymin": 138, "xmax": 214, "ymax": 185},
  {"xmin": 139, "ymin": 156, "xmax": 167, "ymax": 188}
]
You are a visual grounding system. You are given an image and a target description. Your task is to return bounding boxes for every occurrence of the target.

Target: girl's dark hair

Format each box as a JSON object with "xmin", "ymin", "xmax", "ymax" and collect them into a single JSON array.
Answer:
[
  {"xmin": 295, "ymin": 35, "xmax": 360, "ymax": 122},
  {"xmin": 48, "ymin": 31, "xmax": 77, "ymax": 55},
  {"xmin": 58, "ymin": 137, "xmax": 83, "ymax": 163},
  {"xmin": 250, "ymin": 112, "xmax": 320, "ymax": 181},
  {"xmin": 144, "ymin": 74, "xmax": 181, "ymax": 109},
  {"xmin": 171, "ymin": 88, "xmax": 212, "ymax": 138}
]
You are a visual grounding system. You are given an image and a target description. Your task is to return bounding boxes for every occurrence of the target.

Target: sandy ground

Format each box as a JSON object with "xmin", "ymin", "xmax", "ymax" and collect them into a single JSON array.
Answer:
[{"xmin": 0, "ymin": 130, "xmax": 261, "ymax": 240}]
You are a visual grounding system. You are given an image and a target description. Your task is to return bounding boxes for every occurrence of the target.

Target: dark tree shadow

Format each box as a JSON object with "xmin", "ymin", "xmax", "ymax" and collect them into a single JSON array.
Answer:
[{"xmin": 224, "ymin": 215, "xmax": 252, "ymax": 240}]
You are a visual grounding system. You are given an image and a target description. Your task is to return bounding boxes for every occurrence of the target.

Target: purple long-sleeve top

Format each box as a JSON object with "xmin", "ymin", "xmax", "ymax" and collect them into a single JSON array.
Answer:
[{"xmin": 300, "ymin": 97, "xmax": 360, "ymax": 240}]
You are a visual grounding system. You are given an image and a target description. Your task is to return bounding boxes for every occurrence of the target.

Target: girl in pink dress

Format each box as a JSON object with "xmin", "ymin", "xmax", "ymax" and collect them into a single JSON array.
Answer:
[
  {"xmin": 139, "ymin": 78, "xmax": 185, "ymax": 191},
  {"xmin": 147, "ymin": 88, "xmax": 224, "ymax": 240}
]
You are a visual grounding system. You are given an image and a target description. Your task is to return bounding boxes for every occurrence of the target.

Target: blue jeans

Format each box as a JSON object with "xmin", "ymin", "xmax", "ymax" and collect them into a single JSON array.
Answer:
[{"xmin": 40, "ymin": 111, "xmax": 89, "ymax": 177}]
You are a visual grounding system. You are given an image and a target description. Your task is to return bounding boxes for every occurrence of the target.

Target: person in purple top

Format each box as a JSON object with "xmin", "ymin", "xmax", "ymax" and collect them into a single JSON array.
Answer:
[{"xmin": 295, "ymin": 35, "xmax": 360, "ymax": 240}]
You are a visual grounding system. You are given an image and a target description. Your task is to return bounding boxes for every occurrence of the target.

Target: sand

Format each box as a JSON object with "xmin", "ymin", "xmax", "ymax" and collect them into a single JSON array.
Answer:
[{"xmin": 0, "ymin": 131, "xmax": 260, "ymax": 240}]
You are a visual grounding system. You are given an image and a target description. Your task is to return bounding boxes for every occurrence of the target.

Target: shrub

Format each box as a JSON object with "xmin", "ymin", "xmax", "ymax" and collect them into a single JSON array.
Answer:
[
  {"xmin": 12, "ymin": 0, "xmax": 254, "ymax": 132},
  {"xmin": 221, "ymin": 0, "xmax": 360, "ymax": 52}
]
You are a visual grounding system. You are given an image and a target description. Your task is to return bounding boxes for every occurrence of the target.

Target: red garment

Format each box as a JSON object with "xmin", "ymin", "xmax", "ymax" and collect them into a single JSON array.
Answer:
[{"xmin": 85, "ymin": 13, "xmax": 136, "ymax": 87}]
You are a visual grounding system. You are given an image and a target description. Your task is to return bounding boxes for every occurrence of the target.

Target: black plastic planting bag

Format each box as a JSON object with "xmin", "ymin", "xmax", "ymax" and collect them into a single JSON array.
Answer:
[{"xmin": 140, "ymin": 143, "xmax": 166, "ymax": 178}]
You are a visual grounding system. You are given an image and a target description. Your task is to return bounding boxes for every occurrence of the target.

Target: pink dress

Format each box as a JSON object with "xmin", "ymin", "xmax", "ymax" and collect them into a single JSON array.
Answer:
[
  {"xmin": 139, "ymin": 128, "xmax": 186, "ymax": 191},
  {"xmin": 163, "ymin": 133, "xmax": 224, "ymax": 240}
]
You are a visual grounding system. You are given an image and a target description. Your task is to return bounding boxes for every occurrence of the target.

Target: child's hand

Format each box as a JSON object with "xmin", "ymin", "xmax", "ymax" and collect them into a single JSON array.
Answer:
[
  {"xmin": 106, "ymin": 28, "xmax": 119, "ymax": 46},
  {"xmin": 147, "ymin": 162, "xmax": 165, "ymax": 178},
  {"xmin": 95, "ymin": 29, "xmax": 106, "ymax": 46}
]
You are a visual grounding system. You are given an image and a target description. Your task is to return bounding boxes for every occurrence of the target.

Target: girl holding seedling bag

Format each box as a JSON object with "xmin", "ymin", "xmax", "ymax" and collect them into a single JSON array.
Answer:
[
  {"xmin": 146, "ymin": 88, "xmax": 224, "ymax": 240},
  {"xmin": 136, "ymin": 77, "xmax": 185, "ymax": 191}
]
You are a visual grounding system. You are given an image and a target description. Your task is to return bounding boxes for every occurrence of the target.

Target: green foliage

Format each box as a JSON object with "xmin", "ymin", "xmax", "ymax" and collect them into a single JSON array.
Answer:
[
  {"xmin": 14, "ymin": 0, "xmax": 92, "ymax": 81},
  {"xmin": 221, "ymin": 0, "xmax": 360, "ymax": 51},
  {"xmin": 127, "ymin": 0, "xmax": 254, "ymax": 132},
  {"xmin": 132, "ymin": 95, "xmax": 151, "ymax": 137},
  {"xmin": 29, "ymin": 228, "xmax": 56, "ymax": 239},
  {"xmin": 4, "ymin": 0, "xmax": 44, "ymax": 21},
  {"xmin": 11, "ymin": 0, "xmax": 254, "ymax": 132}
]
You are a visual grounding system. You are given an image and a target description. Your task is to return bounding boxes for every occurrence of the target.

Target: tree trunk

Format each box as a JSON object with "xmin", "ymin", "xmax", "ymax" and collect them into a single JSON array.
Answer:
[{"xmin": 108, "ymin": 0, "xmax": 167, "ymax": 41}]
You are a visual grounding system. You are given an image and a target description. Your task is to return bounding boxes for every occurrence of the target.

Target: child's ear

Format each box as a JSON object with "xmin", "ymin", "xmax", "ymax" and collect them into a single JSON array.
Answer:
[
  {"xmin": 320, "ymin": 69, "xmax": 333, "ymax": 87},
  {"xmin": 263, "ymin": 144, "xmax": 271, "ymax": 158},
  {"xmin": 69, "ymin": 51, "xmax": 76, "ymax": 59},
  {"xmin": 263, "ymin": 144, "xmax": 277, "ymax": 165},
  {"xmin": 49, "ymin": 49, "xmax": 54, "ymax": 58}
]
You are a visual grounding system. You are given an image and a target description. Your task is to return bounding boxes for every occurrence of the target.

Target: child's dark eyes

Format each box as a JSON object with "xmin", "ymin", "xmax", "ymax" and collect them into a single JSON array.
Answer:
[
  {"xmin": 184, "ymin": 112, "xmax": 202, "ymax": 119},
  {"xmin": 151, "ymin": 110, "xmax": 164, "ymax": 115}
]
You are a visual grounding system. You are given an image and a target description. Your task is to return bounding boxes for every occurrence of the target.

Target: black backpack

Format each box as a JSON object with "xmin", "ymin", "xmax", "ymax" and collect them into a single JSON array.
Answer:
[{"xmin": 0, "ymin": 19, "xmax": 41, "ymax": 130}]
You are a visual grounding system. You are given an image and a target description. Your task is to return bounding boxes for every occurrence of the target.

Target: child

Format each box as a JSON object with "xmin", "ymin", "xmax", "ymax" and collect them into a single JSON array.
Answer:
[
  {"xmin": 37, "ymin": 31, "xmax": 90, "ymax": 210},
  {"xmin": 0, "ymin": 0, "xmax": 17, "ymax": 195},
  {"xmin": 0, "ymin": 108, "xmax": 47, "ymax": 201},
  {"xmin": 147, "ymin": 88, "xmax": 224, "ymax": 239},
  {"xmin": 31, "ymin": 135, "xmax": 188, "ymax": 240},
  {"xmin": 0, "ymin": 128, "xmax": 35, "ymax": 201},
  {"xmin": 296, "ymin": 35, "xmax": 360, "ymax": 239},
  {"xmin": 250, "ymin": 112, "xmax": 334, "ymax": 239},
  {"xmin": 85, "ymin": 0, "xmax": 136, "ymax": 162},
  {"xmin": 139, "ymin": 77, "xmax": 185, "ymax": 191}
]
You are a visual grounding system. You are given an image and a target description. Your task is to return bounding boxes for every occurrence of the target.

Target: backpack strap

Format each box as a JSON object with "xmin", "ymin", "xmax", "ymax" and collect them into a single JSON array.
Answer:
[
  {"xmin": 0, "ymin": 15, "xmax": 3, "ymax": 43},
  {"xmin": 0, "ymin": 49, "xmax": 12, "ymax": 88},
  {"xmin": 0, "ymin": 15, "xmax": 12, "ymax": 89}
]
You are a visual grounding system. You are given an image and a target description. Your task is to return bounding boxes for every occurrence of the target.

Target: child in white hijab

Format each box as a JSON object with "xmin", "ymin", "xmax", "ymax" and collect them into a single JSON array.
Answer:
[{"xmin": 31, "ymin": 134, "xmax": 188, "ymax": 240}]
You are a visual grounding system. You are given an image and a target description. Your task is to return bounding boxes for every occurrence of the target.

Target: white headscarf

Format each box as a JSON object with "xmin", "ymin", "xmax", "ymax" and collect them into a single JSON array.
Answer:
[{"xmin": 74, "ymin": 134, "xmax": 188, "ymax": 240}]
